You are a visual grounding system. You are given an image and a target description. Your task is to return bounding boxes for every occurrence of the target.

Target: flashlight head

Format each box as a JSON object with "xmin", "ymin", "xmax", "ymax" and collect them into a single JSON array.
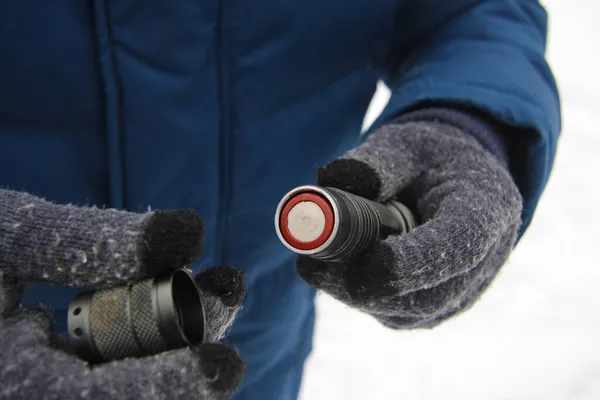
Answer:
[
  {"xmin": 275, "ymin": 186, "xmax": 339, "ymax": 255},
  {"xmin": 276, "ymin": 185, "xmax": 415, "ymax": 262}
]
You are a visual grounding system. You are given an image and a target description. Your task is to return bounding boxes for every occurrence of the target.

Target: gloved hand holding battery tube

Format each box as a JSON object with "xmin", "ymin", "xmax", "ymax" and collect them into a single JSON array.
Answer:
[
  {"xmin": 285, "ymin": 111, "xmax": 524, "ymax": 328},
  {"xmin": 0, "ymin": 188, "xmax": 246, "ymax": 400}
]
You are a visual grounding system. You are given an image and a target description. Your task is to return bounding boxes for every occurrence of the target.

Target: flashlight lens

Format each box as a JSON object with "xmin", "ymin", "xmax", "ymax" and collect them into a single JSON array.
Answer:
[
  {"xmin": 287, "ymin": 201, "xmax": 325, "ymax": 242},
  {"xmin": 279, "ymin": 192, "xmax": 334, "ymax": 251}
]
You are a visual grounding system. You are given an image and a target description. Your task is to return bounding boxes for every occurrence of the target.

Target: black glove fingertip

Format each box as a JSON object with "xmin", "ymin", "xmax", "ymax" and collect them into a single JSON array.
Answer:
[
  {"xmin": 317, "ymin": 158, "xmax": 381, "ymax": 200},
  {"xmin": 194, "ymin": 343, "xmax": 247, "ymax": 394},
  {"xmin": 296, "ymin": 256, "xmax": 349, "ymax": 292},
  {"xmin": 195, "ymin": 267, "xmax": 246, "ymax": 307},
  {"xmin": 343, "ymin": 243, "xmax": 397, "ymax": 302},
  {"xmin": 140, "ymin": 210, "xmax": 204, "ymax": 276},
  {"xmin": 295, "ymin": 256, "xmax": 326, "ymax": 288}
]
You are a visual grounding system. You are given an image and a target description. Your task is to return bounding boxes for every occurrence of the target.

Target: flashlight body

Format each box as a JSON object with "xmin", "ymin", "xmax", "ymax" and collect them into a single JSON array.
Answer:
[{"xmin": 275, "ymin": 185, "xmax": 416, "ymax": 262}]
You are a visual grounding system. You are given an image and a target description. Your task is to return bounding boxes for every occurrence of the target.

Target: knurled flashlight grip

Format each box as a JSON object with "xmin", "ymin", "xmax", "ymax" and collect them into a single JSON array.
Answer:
[
  {"xmin": 275, "ymin": 185, "xmax": 416, "ymax": 262},
  {"xmin": 67, "ymin": 268, "xmax": 206, "ymax": 363}
]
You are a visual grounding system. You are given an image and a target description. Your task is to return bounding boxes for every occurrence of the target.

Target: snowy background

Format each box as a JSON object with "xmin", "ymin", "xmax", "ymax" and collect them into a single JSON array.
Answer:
[{"xmin": 300, "ymin": 1, "xmax": 600, "ymax": 399}]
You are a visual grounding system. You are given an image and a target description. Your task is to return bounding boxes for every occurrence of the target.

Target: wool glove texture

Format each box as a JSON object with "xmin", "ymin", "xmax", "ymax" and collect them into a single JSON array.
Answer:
[
  {"xmin": 297, "ymin": 118, "xmax": 523, "ymax": 329},
  {"xmin": 0, "ymin": 188, "xmax": 246, "ymax": 400}
]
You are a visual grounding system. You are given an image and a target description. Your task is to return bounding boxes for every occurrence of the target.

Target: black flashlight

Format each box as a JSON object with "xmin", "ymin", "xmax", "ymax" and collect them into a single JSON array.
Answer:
[
  {"xmin": 275, "ymin": 185, "xmax": 416, "ymax": 262},
  {"xmin": 67, "ymin": 268, "xmax": 206, "ymax": 363}
]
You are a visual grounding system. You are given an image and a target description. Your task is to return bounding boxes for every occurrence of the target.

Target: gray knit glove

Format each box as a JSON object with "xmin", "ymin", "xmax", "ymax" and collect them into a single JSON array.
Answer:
[
  {"xmin": 297, "ymin": 121, "xmax": 523, "ymax": 328},
  {"xmin": 0, "ymin": 188, "xmax": 246, "ymax": 400}
]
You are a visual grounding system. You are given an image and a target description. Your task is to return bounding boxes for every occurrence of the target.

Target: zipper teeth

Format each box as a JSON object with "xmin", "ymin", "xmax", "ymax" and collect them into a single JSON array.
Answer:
[{"xmin": 215, "ymin": 0, "xmax": 229, "ymax": 266}]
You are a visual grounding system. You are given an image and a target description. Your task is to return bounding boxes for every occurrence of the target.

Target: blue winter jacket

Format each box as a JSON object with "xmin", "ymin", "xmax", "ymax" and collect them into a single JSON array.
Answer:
[{"xmin": 1, "ymin": 0, "xmax": 560, "ymax": 399}]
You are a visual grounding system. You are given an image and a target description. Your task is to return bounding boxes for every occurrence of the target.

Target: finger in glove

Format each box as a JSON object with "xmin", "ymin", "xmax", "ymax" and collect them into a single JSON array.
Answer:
[
  {"xmin": 0, "ymin": 188, "xmax": 203, "ymax": 287},
  {"xmin": 195, "ymin": 266, "xmax": 246, "ymax": 342}
]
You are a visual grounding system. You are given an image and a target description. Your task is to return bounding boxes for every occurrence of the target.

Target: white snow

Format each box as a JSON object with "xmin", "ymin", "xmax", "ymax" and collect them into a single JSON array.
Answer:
[{"xmin": 300, "ymin": 1, "xmax": 600, "ymax": 399}]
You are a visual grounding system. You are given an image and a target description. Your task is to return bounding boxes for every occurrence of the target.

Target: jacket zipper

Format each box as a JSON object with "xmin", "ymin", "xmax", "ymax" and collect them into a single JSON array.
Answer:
[
  {"xmin": 92, "ymin": 0, "xmax": 125, "ymax": 210},
  {"xmin": 215, "ymin": 0, "xmax": 230, "ymax": 267}
]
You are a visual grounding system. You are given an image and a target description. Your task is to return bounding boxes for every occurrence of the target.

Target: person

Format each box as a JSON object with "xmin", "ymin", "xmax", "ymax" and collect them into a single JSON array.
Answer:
[{"xmin": 0, "ymin": 0, "xmax": 560, "ymax": 399}]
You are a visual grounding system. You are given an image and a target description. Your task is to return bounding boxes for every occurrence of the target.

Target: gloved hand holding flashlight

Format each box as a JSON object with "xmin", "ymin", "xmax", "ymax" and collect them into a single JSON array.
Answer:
[
  {"xmin": 0, "ymin": 188, "xmax": 246, "ymax": 400},
  {"xmin": 283, "ymin": 111, "xmax": 523, "ymax": 328}
]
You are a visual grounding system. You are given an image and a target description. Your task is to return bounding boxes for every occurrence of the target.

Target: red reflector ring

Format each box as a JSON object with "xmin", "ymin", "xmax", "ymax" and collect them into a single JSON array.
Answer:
[{"xmin": 279, "ymin": 192, "xmax": 335, "ymax": 251}]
